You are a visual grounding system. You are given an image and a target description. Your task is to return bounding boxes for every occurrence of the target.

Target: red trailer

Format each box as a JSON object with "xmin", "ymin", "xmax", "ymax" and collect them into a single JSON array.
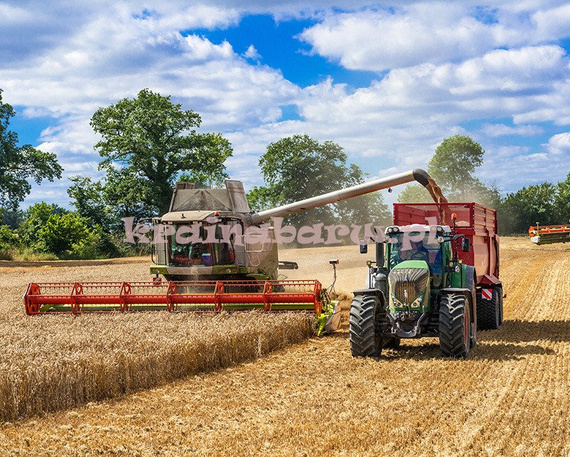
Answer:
[{"xmin": 393, "ymin": 202, "xmax": 503, "ymax": 330}]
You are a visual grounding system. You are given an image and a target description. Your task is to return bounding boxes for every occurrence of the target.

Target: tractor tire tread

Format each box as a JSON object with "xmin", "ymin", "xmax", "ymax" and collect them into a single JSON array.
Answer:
[
  {"xmin": 349, "ymin": 295, "xmax": 382, "ymax": 357},
  {"xmin": 439, "ymin": 293, "xmax": 470, "ymax": 358},
  {"xmin": 477, "ymin": 287, "xmax": 500, "ymax": 330}
]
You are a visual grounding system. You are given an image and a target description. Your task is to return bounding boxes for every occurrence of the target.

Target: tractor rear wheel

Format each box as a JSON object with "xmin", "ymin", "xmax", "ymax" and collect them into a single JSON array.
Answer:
[
  {"xmin": 349, "ymin": 294, "xmax": 383, "ymax": 357},
  {"xmin": 439, "ymin": 293, "xmax": 471, "ymax": 358}
]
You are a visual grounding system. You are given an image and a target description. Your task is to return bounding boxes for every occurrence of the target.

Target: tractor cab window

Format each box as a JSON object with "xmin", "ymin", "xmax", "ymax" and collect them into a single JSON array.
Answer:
[{"xmin": 389, "ymin": 231, "xmax": 443, "ymax": 286}]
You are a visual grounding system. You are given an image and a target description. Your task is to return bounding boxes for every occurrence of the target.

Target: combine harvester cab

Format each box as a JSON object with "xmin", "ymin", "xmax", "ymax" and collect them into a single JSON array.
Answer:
[
  {"xmin": 529, "ymin": 223, "xmax": 570, "ymax": 245},
  {"xmin": 350, "ymin": 202, "xmax": 503, "ymax": 358},
  {"xmin": 24, "ymin": 169, "xmax": 447, "ymax": 336}
]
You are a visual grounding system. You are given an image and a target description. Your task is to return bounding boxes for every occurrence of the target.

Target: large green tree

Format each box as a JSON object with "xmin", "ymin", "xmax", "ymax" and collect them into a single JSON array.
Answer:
[
  {"xmin": 399, "ymin": 135, "xmax": 500, "ymax": 207},
  {"xmin": 428, "ymin": 135, "xmax": 484, "ymax": 198},
  {"xmin": 90, "ymin": 88, "xmax": 233, "ymax": 216},
  {"xmin": 0, "ymin": 89, "xmax": 62, "ymax": 210},
  {"xmin": 248, "ymin": 134, "xmax": 390, "ymax": 230}
]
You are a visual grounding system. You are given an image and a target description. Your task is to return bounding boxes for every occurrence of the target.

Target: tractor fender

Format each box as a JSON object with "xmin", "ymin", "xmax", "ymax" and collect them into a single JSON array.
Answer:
[
  {"xmin": 441, "ymin": 287, "xmax": 471, "ymax": 296},
  {"xmin": 352, "ymin": 288, "xmax": 387, "ymax": 306},
  {"xmin": 353, "ymin": 288, "xmax": 384, "ymax": 298}
]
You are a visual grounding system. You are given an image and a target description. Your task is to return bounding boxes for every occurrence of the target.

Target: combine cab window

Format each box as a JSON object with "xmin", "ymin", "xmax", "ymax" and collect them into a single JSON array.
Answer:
[{"xmin": 168, "ymin": 223, "xmax": 236, "ymax": 267}]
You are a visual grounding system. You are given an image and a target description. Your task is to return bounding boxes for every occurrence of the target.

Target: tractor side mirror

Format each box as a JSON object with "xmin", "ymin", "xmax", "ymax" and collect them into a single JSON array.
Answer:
[
  {"xmin": 360, "ymin": 241, "xmax": 368, "ymax": 254},
  {"xmin": 462, "ymin": 238, "xmax": 471, "ymax": 252}
]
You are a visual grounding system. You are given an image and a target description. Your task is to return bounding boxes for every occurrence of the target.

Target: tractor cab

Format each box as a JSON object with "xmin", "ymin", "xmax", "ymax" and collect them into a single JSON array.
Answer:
[{"xmin": 385, "ymin": 225, "xmax": 452, "ymax": 289}]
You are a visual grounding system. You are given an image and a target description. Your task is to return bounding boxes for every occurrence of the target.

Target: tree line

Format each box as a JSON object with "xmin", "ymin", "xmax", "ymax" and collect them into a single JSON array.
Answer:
[{"xmin": 0, "ymin": 88, "xmax": 568, "ymax": 260}]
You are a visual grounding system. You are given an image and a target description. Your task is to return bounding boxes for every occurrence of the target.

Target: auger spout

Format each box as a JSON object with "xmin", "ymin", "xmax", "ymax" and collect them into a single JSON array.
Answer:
[{"xmin": 247, "ymin": 168, "xmax": 447, "ymax": 226}]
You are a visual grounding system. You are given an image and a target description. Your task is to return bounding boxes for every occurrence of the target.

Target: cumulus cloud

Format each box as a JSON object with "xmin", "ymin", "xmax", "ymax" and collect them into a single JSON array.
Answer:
[
  {"xmin": 547, "ymin": 132, "xmax": 570, "ymax": 154},
  {"xmin": 480, "ymin": 123, "xmax": 544, "ymax": 137},
  {"xmin": 299, "ymin": 2, "xmax": 570, "ymax": 72},
  {"xmin": 295, "ymin": 46, "xmax": 569, "ymax": 135},
  {"xmin": 243, "ymin": 44, "xmax": 261, "ymax": 60}
]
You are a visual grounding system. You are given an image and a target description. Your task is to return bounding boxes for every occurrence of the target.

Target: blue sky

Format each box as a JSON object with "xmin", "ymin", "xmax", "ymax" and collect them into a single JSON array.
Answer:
[{"xmin": 1, "ymin": 0, "xmax": 569, "ymax": 208}]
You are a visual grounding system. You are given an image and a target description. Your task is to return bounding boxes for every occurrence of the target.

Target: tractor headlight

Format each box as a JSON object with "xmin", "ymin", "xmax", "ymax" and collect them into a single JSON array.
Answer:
[
  {"xmin": 410, "ymin": 293, "xmax": 424, "ymax": 309},
  {"xmin": 391, "ymin": 294, "xmax": 403, "ymax": 309}
]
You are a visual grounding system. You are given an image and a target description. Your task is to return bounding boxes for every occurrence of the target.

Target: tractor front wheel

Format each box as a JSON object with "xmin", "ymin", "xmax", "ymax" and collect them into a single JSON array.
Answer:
[
  {"xmin": 439, "ymin": 293, "xmax": 471, "ymax": 358},
  {"xmin": 349, "ymin": 294, "xmax": 383, "ymax": 357}
]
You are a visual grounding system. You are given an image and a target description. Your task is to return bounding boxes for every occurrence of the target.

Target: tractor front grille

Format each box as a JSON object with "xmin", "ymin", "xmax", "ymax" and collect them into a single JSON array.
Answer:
[{"xmin": 389, "ymin": 268, "xmax": 429, "ymax": 304}]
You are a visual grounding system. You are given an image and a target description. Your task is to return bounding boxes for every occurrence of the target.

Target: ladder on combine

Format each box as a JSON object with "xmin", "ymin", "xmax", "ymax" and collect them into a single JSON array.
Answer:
[
  {"xmin": 529, "ymin": 224, "xmax": 570, "ymax": 245},
  {"xmin": 23, "ymin": 279, "xmax": 328, "ymax": 316}
]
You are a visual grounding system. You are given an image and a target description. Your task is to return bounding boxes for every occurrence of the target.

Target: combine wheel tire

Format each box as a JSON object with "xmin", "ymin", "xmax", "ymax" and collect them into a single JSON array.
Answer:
[
  {"xmin": 349, "ymin": 294, "xmax": 382, "ymax": 357},
  {"xmin": 439, "ymin": 293, "xmax": 471, "ymax": 358},
  {"xmin": 477, "ymin": 287, "xmax": 500, "ymax": 330}
]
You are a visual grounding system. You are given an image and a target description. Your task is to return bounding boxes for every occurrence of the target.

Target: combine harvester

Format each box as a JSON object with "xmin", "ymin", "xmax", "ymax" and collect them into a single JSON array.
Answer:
[
  {"xmin": 24, "ymin": 169, "xmax": 446, "ymax": 333},
  {"xmin": 529, "ymin": 223, "xmax": 570, "ymax": 245}
]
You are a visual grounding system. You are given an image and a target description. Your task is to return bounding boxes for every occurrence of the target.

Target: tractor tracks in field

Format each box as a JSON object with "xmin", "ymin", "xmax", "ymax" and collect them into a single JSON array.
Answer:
[{"xmin": 459, "ymin": 247, "xmax": 570, "ymax": 456}]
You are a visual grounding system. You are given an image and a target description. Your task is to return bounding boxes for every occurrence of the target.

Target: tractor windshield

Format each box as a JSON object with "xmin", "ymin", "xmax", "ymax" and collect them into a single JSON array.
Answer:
[{"xmin": 388, "ymin": 231, "xmax": 443, "ymax": 286}]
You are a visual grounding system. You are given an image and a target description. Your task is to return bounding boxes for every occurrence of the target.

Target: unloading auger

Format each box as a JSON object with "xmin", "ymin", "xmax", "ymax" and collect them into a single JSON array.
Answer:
[{"xmin": 24, "ymin": 169, "xmax": 446, "ymax": 332}]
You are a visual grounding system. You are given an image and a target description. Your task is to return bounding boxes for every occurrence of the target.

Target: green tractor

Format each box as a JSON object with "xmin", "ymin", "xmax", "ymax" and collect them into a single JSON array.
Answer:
[{"xmin": 349, "ymin": 224, "xmax": 477, "ymax": 358}]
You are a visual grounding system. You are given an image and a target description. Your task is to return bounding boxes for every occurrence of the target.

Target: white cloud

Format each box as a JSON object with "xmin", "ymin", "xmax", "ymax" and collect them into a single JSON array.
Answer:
[
  {"xmin": 299, "ymin": 2, "xmax": 570, "ymax": 72},
  {"xmin": 478, "ymin": 143, "xmax": 568, "ymax": 191},
  {"xmin": 293, "ymin": 46, "xmax": 569, "ymax": 136},
  {"xmin": 547, "ymin": 132, "xmax": 570, "ymax": 154},
  {"xmin": 480, "ymin": 123, "xmax": 544, "ymax": 137},
  {"xmin": 532, "ymin": 3, "xmax": 570, "ymax": 41},
  {"xmin": 243, "ymin": 44, "xmax": 261, "ymax": 60}
]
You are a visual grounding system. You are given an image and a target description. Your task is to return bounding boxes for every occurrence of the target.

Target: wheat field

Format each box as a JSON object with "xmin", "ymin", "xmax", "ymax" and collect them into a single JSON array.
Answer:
[
  {"xmin": 0, "ymin": 260, "xmax": 313, "ymax": 423},
  {"xmin": 1, "ymin": 238, "xmax": 569, "ymax": 456}
]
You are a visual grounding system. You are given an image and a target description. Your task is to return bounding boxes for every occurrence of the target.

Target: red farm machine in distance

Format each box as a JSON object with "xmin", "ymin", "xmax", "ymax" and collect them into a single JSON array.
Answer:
[{"xmin": 529, "ymin": 223, "xmax": 570, "ymax": 245}]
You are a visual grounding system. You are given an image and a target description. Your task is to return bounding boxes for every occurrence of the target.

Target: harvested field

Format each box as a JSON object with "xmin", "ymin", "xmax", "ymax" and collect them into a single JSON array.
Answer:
[{"xmin": 1, "ymin": 237, "xmax": 570, "ymax": 456}]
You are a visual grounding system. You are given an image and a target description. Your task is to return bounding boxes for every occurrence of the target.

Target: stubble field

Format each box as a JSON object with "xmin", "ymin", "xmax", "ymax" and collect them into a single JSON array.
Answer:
[{"xmin": 0, "ymin": 237, "xmax": 569, "ymax": 456}]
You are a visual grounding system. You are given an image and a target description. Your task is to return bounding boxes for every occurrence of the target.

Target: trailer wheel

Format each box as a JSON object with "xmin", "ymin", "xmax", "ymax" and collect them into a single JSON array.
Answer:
[
  {"xmin": 496, "ymin": 285, "xmax": 504, "ymax": 326},
  {"xmin": 349, "ymin": 294, "xmax": 383, "ymax": 357},
  {"xmin": 477, "ymin": 287, "xmax": 500, "ymax": 330},
  {"xmin": 439, "ymin": 293, "xmax": 471, "ymax": 358}
]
